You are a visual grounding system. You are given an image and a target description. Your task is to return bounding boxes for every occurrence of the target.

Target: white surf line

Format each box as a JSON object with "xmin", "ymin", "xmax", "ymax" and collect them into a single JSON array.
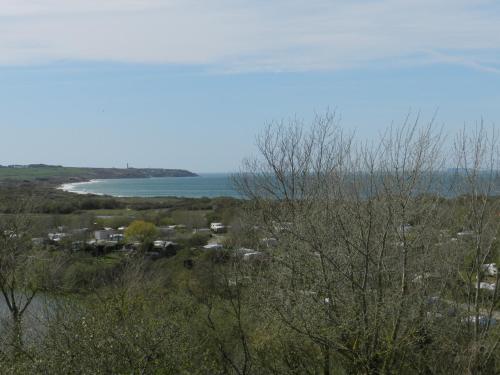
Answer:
[{"xmin": 57, "ymin": 179, "xmax": 104, "ymax": 195}]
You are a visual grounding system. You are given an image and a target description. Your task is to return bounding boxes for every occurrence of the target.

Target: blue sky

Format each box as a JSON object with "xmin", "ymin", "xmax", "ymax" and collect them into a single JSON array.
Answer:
[{"xmin": 0, "ymin": 0, "xmax": 499, "ymax": 173}]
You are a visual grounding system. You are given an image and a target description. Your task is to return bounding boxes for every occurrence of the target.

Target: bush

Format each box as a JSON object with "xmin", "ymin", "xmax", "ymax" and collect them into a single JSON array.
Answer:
[
  {"xmin": 61, "ymin": 257, "xmax": 123, "ymax": 292},
  {"xmin": 187, "ymin": 233, "xmax": 211, "ymax": 248}
]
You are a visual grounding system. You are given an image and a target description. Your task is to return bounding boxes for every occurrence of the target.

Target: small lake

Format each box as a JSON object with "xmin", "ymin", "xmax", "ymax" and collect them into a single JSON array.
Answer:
[
  {"xmin": 0, "ymin": 293, "xmax": 61, "ymax": 343},
  {"xmin": 59, "ymin": 173, "xmax": 242, "ymax": 198}
]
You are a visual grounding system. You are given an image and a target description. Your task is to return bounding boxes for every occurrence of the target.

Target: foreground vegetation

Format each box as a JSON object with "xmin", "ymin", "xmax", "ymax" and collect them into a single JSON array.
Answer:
[{"xmin": 0, "ymin": 115, "xmax": 499, "ymax": 374}]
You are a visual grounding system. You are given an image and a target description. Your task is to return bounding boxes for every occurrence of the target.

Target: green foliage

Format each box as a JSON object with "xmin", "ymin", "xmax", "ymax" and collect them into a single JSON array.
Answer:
[
  {"xmin": 6, "ymin": 187, "xmax": 500, "ymax": 374},
  {"xmin": 125, "ymin": 220, "xmax": 158, "ymax": 251},
  {"xmin": 159, "ymin": 216, "xmax": 175, "ymax": 226},
  {"xmin": 60, "ymin": 254, "xmax": 125, "ymax": 292},
  {"xmin": 25, "ymin": 287, "xmax": 195, "ymax": 374}
]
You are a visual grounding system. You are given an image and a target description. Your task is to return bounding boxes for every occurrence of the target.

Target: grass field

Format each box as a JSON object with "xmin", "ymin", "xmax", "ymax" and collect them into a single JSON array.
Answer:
[{"xmin": 0, "ymin": 166, "xmax": 89, "ymax": 180}]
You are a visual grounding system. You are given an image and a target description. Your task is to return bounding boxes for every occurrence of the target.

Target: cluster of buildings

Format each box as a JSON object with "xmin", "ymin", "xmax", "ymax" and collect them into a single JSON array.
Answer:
[
  {"xmin": 30, "ymin": 221, "xmax": 238, "ymax": 258},
  {"xmin": 32, "ymin": 225, "xmax": 178, "ymax": 257},
  {"xmin": 201, "ymin": 222, "xmax": 279, "ymax": 262}
]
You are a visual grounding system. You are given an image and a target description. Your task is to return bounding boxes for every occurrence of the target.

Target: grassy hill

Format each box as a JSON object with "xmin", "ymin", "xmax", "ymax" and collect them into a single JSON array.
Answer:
[{"xmin": 0, "ymin": 165, "xmax": 197, "ymax": 183}]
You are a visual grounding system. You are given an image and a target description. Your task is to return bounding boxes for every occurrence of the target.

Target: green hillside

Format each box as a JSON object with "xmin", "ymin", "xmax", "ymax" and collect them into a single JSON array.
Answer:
[{"xmin": 0, "ymin": 165, "xmax": 196, "ymax": 183}]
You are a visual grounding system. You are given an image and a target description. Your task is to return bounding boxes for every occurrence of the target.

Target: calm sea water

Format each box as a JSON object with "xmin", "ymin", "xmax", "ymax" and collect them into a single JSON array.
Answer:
[
  {"xmin": 59, "ymin": 173, "xmax": 241, "ymax": 198},
  {"xmin": 59, "ymin": 171, "xmax": 500, "ymax": 199}
]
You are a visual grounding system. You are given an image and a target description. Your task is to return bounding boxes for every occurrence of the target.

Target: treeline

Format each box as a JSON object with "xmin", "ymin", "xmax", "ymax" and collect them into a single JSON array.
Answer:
[{"xmin": 0, "ymin": 183, "xmax": 240, "ymax": 214}]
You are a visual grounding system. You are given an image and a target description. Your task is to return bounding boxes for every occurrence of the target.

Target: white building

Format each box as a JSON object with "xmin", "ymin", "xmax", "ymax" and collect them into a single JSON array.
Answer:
[
  {"xmin": 203, "ymin": 243, "xmax": 223, "ymax": 250},
  {"xmin": 478, "ymin": 282, "xmax": 496, "ymax": 291},
  {"xmin": 158, "ymin": 227, "xmax": 176, "ymax": 236},
  {"xmin": 210, "ymin": 223, "xmax": 226, "ymax": 233},
  {"xmin": 48, "ymin": 233, "xmax": 68, "ymax": 242},
  {"xmin": 235, "ymin": 248, "xmax": 263, "ymax": 260},
  {"xmin": 94, "ymin": 229, "xmax": 116, "ymax": 241},
  {"xmin": 154, "ymin": 240, "xmax": 176, "ymax": 249},
  {"xmin": 457, "ymin": 230, "xmax": 474, "ymax": 237},
  {"xmin": 481, "ymin": 263, "xmax": 498, "ymax": 276},
  {"xmin": 462, "ymin": 315, "xmax": 497, "ymax": 326},
  {"xmin": 110, "ymin": 233, "xmax": 125, "ymax": 242},
  {"xmin": 243, "ymin": 251, "xmax": 263, "ymax": 261}
]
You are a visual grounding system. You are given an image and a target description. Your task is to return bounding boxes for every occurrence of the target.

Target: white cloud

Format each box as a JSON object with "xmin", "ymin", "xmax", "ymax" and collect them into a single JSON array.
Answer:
[{"xmin": 0, "ymin": 0, "xmax": 499, "ymax": 72}]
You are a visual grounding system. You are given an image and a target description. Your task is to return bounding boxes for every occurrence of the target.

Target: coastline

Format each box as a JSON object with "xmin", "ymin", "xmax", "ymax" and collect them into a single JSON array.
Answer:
[
  {"xmin": 56, "ymin": 174, "xmax": 239, "ymax": 199},
  {"xmin": 57, "ymin": 179, "xmax": 105, "ymax": 195},
  {"xmin": 55, "ymin": 171, "xmax": 202, "ymax": 196}
]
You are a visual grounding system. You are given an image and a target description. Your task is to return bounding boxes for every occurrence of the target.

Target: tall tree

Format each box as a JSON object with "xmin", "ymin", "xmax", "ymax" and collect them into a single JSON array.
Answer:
[
  {"xmin": 235, "ymin": 112, "xmax": 500, "ymax": 374},
  {"xmin": 0, "ymin": 196, "xmax": 43, "ymax": 356}
]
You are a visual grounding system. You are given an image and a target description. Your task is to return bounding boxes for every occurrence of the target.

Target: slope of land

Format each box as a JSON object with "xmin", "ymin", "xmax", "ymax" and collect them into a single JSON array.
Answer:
[{"xmin": 0, "ymin": 165, "xmax": 197, "ymax": 184}]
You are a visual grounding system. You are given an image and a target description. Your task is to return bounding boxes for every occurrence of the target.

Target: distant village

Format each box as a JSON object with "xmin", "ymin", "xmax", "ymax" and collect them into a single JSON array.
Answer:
[
  {"xmin": 27, "ymin": 221, "xmax": 499, "ymax": 289},
  {"xmin": 28, "ymin": 220, "xmax": 275, "ymax": 263}
]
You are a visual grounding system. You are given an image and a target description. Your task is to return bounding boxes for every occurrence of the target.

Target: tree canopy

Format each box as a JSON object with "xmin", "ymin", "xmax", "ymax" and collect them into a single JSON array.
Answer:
[{"xmin": 124, "ymin": 220, "xmax": 158, "ymax": 250}]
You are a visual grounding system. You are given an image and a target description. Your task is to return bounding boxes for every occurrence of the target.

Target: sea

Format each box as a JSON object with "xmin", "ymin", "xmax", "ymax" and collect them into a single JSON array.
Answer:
[
  {"xmin": 58, "ymin": 171, "xmax": 500, "ymax": 199},
  {"xmin": 59, "ymin": 173, "xmax": 241, "ymax": 198}
]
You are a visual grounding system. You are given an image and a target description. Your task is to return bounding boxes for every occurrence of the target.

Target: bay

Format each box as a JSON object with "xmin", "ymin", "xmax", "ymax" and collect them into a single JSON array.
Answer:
[{"xmin": 59, "ymin": 173, "xmax": 241, "ymax": 198}]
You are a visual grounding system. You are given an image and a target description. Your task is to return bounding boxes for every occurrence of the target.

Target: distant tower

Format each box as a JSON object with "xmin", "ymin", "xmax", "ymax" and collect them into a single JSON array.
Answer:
[{"xmin": 127, "ymin": 163, "xmax": 129, "ymax": 169}]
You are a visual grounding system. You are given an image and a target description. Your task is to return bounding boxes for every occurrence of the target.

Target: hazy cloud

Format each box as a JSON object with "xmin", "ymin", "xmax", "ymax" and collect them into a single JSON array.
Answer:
[{"xmin": 0, "ymin": 0, "xmax": 499, "ymax": 72}]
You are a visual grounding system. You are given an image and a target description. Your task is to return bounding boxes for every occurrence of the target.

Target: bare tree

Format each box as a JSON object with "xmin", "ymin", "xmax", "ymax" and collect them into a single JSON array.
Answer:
[
  {"xmin": 453, "ymin": 124, "xmax": 500, "ymax": 373},
  {"xmin": 234, "ymin": 112, "xmax": 499, "ymax": 374},
  {"xmin": 0, "ymin": 196, "xmax": 41, "ymax": 355}
]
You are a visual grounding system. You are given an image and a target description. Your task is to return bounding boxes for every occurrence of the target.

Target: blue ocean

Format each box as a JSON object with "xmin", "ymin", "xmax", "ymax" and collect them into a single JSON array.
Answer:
[{"xmin": 60, "ymin": 173, "xmax": 241, "ymax": 198}]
